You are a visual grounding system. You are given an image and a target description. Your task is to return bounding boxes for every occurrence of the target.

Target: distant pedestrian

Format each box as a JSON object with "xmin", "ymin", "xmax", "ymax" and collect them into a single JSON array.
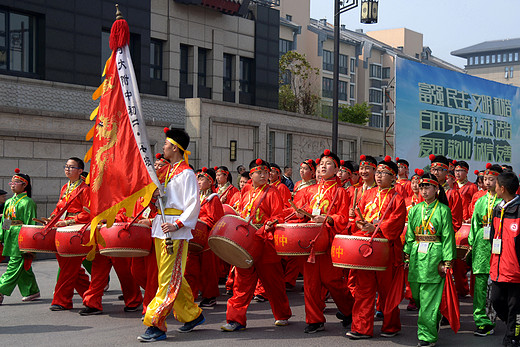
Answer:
[{"xmin": 282, "ymin": 166, "xmax": 294, "ymax": 192}]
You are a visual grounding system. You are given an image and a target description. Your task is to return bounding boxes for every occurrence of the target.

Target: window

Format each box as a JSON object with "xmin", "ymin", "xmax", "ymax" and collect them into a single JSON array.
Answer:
[
  {"xmin": 509, "ymin": 53, "xmax": 513, "ymax": 62},
  {"xmin": 239, "ymin": 57, "xmax": 253, "ymax": 93},
  {"xmin": 322, "ymin": 77, "xmax": 333, "ymax": 98},
  {"xmin": 323, "ymin": 50, "xmax": 333, "ymax": 71},
  {"xmin": 511, "ymin": 67, "xmax": 514, "ymax": 78},
  {"xmin": 369, "ymin": 88, "xmax": 382, "ymax": 103},
  {"xmin": 0, "ymin": 10, "xmax": 38, "ymax": 74},
  {"xmin": 339, "ymin": 54, "xmax": 348, "ymax": 75},
  {"xmin": 180, "ymin": 44, "xmax": 189, "ymax": 85},
  {"xmin": 491, "ymin": 55, "xmax": 496, "ymax": 64},
  {"xmin": 150, "ymin": 39, "xmax": 163, "ymax": 80},
  {"xmin": 349, "ymin": 83, "xmax": 355, "ymax": 101},
  {"xmin": 339, "ymin": 80, "xmax": 348, "ymax": 101},
  {"xmin": 369, "ymin": 64, "xmax": 382, "ymax": 78},
  {"xmin": 350, "ymin": 57, "xmax": 356, "ymax": 74},
  {"xmin": 486, "ymin": 55, "xmax": 490, "ymax": 64},
  {"xmin": 268, "ymin": 131, "xmax": 275, "ymax": 162},
  {"xmin": 468, "ymin": 57, "xmax": 473, "ymax": 65},
  {"xmin": 198, "ymin": 48, "xmax": 208, "ymax": 87},
  {"xmin": 382, "ymin": 67, "xmax": 390, "ymax": 79},
  {"xmin": 369, "ymin": 114, "xmax": 382, "ymax": 128},
  {"xmin": 516, "ymin": 52, "xmax": 519, "ymax": 61},
  {"xmin": 481, "ymin": 56, "xmax": 484, "ymax": 64},
  {"xmin": 505, "ymin": 67, "xmax": 509, "ymax": 79},
  {"xmin": 498, "ymin": 54, "xmax": 502, "ymax": 63},
  {"xmin": 279, "ymin": 39, "xmax": 293, "ymax": 58},
  {"xmin": 285, "ymin": 134, "xmax": 292, "ymax": 168},
  {"xmin": 223, "ymin": 54, "xmax": 233, "ymax": 91},
  {"xmin": 503, "ymin": 54, "xmax": 507, "ymax": 62}
]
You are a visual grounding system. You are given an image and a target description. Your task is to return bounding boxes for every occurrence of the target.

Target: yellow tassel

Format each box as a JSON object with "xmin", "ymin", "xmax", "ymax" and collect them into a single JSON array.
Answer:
[
  {"xmin": 102, "ymin": 55, "xmax": 112, "ymax": 77},
  {"xmin": 90, "ymin": 106, "xmax": 99, "ymax": 120},
  {"xmin": 92, "ymin": 84, "xmax": 103, "ymax": 101},
  {"xmin": 85, "ymin": 125, "xmax": 95, "ymax": 141},
  {"xmin": 84, "ymin": 147, "xmax": 93, "ymax": 163}
]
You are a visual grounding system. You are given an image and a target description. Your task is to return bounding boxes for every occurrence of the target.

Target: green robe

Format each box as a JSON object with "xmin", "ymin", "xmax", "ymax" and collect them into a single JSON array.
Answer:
[
  {"xmin": 468, "ymin": 192, "xmax": 501, "ymax": 275},
  {"xmin": 0, "ymin": 192, "xmax": 37, "ymax": 257},
  {"xmin": 404, "ymin": 200, "xmax": 456, "ymax": 283}
]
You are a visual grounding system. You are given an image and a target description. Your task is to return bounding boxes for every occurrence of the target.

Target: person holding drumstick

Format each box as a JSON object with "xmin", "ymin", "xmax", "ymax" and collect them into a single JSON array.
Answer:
[
  {"xmin": 296, "ymin": 149, "xmax": 353, "ymax": 334},
  {"xmin": 0, "ymin": 169, "xmax": 39, "ymax": 305},
  {"xmin": 221, "ymin": 158, "xmax": 292, "ymax": 332},
  {"xmin": 469, "ymin": 164, "xmax": 503, "ymax": 337},
  {"xmin": 138, "ymin": 128, "xmax": 204, "ymax": 342},
  {"xmin": 215, "ymin": 166, "xmax": 238, "ymax": 206},
  {"xmin": 403, "ymin": 173, "xmax": 456, "ymax": 347},
  {"xmin": 348, "ymin": 156, "xmax": 407, "ymax": 340}
]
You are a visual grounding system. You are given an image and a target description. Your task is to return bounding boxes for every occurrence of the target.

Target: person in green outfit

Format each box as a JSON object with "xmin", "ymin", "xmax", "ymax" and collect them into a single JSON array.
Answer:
[
  {"xmin": 404, "ymin": 173, "xmax": 457, "ymax": 347},
  {"xmin": 469, "ymin": 163, "xmax": 502, "ymax": 337},
  {"xmin": 0, "ymin": 168, "xmax": 40, "ymax": 304}
]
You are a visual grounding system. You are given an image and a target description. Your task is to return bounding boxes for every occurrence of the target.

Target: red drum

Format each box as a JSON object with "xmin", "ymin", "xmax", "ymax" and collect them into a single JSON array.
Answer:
[
  {"xmin": 274, "ymin": 223, "xmax": 328, "ymax": 256},
  {"xmin": 189, "ymin": 220, "xmax": 209, "ymax": 253},
  {"xmin": 99, "ymin": 223, "xmax": 152, "ymax": 257},
  {"xmin": 208, "ymin": 215, "xmax": 261, "ymax": 269},
  {"xmin": 56, "ymin": 224, "xmax": 91, "ymax": 257},
  {"xmin": 222, "ymin": 204, "xmax": 238, "ymax": 216},
  {"xmin": 331, "ymin": 235, "xmax": 390, "ymax": 271},
  {"xmin": 455, "ymin": 223, "xmax": 471, "ymax": 260},
  {"xmin": 19, "ymin": 225, "xmax": 57, "ymax": 253}
]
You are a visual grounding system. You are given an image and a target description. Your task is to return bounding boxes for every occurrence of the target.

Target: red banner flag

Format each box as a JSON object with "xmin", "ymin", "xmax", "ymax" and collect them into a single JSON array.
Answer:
[
  {"xmin": 84, "ymin": 11, "xmax": 157, "ymax": 259},
  {"xmin": 440, "ymin": 268, "xmax": 461, "ymax": 333}
]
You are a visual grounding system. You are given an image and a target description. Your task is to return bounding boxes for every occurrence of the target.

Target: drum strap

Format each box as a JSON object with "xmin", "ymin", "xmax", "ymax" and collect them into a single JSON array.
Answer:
[
  {"xmin": 157, "ymin": 208, "xmax": 183, "ymax": 215},
  {"xmin": 246, "ymin": 185, "xmax": 270, "ymax": 225}
]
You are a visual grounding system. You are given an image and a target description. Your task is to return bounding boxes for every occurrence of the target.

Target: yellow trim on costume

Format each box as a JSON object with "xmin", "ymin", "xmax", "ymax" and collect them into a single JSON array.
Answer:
[
  {"xmin": 86, "ymin": 182, "xmax": 157, "ymax": 261},
  {"xmin": 166, "ymin": 137, "xmax": 191, "ymax": 165},
  {"xmin": 157, "ymin": 208, "xmax": 183, "ymax": 216}
]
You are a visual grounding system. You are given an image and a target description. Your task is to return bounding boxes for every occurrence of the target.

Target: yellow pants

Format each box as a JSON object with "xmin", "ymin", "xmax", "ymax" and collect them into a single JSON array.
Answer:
[{"xmin": 143, "ymin": 238, "xmax": 202, "ymax": 331}]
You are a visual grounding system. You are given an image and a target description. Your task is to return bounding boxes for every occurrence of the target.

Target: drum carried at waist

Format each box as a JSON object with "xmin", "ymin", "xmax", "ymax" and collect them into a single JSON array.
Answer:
[
  {"xmin": 274, "ymin": 223, "xmax": 328, "ymax": 256},
  {"xmin": 56, "ymin": 224, "xmax": 91, "ymax": 257},
  {"xmin": 208, "ymin": 215, "xmax": 261, "ymax": 269},
  {"xmin": 222, "ymin": 204, "xmax": 238, "ymax": 216},
  {"xmin": 331, "ymin": 234, "xmax": 390, "ymax": 271},
  {"xmin": 189, "ymin": 220, "xmax": 209, "ymax": 253},
  {"xmin": 455, "ymin": 223, "xmax": 471, "ymax": 260},
  {"xmin": 98, "ymin": 222, "xmax": 152, "ymax": 257},
  {"xmin": 19, "ymin": 225, "xmax": 57, "ymax": 254}
]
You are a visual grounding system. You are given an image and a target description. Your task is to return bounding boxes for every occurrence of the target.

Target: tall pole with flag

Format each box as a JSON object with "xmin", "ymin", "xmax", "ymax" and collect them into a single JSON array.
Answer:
[{"xmin": 84, "ymin": 5, "xmax": 164, "ymax": 259}]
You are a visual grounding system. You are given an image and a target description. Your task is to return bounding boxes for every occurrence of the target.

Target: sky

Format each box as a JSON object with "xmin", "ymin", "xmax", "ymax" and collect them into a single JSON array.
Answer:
[{"xmin": 310, "ymin": 0, "xmax": 520, "ymax": 68}]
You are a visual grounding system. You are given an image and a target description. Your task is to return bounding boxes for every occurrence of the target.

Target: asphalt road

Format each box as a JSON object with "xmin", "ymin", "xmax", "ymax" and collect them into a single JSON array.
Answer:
[{"xmin": 0, "ymin": 258, "xmax": 506, "ymax": 346}]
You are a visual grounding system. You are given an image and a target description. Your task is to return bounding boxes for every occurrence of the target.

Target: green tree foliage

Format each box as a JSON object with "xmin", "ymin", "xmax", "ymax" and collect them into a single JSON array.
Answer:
[
  {"xmin": 279, "ymin": 51, "xmax": 320, "ymax": 115},
  {"xmin": 339, "ymin": 102, "xmax": 372, "ymax": 125}
]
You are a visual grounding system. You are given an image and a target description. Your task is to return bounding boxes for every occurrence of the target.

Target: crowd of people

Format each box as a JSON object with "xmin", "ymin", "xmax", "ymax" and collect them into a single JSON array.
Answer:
[{"xmin": 0, "ymin": 127, "xmax": 519, "ymax": 347}]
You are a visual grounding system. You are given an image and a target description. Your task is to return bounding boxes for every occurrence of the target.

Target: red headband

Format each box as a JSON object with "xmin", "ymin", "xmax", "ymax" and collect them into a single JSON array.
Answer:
[
  {"xmin": 198, "ymin": 167, "xmax": 214, "ymax": 185},
  {"xmin": 301, "ymin": 160, "xmax": 316, "ymax": 173},
  {"xmin": 321, "ymin": 149, "xmax": 339, "ymax": 167},
  {"xmin": 250, "ymin": 159, "xmax": 269, "ymax": 174},
  {"xmin": 455, "ymin": 165, "xmax": 469, "ymax": 172},
  {"xmin": 419, "ymin": 178, "xmax": 439, "ymax": 186},
  {"xmin": 431, "ymin": 162, "xmax": 448, "ymax": 171},
  {"xmin": 377, "ymin": 163, "xmax": 396, "ymax": 176}
]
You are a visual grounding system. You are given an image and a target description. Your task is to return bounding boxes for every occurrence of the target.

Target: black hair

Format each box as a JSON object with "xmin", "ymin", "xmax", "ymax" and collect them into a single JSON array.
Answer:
[
  {"xmin": 165, "ymin": 128, "xmax": 190, "ymax": 154},
  {"xmin": 497, "ymin": 171, "xmax": 519, "ymax": 195},
  {"xmin": 341, "ymin": 160, "xmax": 354, "ymax": 172},
  {"xmin": 455, "ymin": 161, "xmax": 469, "ymax": 170},
  {"xmin": 16, "ymin": 173, "xmax": 32, "ymax": 198},
  {"xmin": 270, "ymin": 163, "xmax": 282, "ymax": 173},
  {"xmin": 502, "ymin": 165, "xmax": 513, "ymax": 172},
  {"xmin": 68, "ymin": 157, "xmax": 85, "ymax": 170},
  {"xmin": 198, "ymin": 167, "xmax": 216, "ymax": 183},
  {"xmin": 249, "ymin": 159, "xmax": 269, "ymax": 170},
  {"xmin": 351, "ymin": 162, "xmax": 360, "ymax": 172},
  {"xmin": 360, "ymin": 155, "xmax": 378, "ymax": 167},
  {"xmin": 217, "ymin": 166, "xmax": 233, "ymax": 184},
  {"xmin": 397, "ymin": 158, "xmax": 409, "ymax": 167},
  {"xmin": 418, "ymin": 173, "xmax": 449, "ymax": 207},
  {"xmin": 320, "ymin": 151, "xmax": 341, "ymax": 168},
  {"xmin": 430, "ymin": 155, "xmax": 449, "ymax": 166},
  {"xmin": 240, "ymin": 171, "xmax": 250, "ymax": 180},
  {"xmin": 377, "ymin": 159, "xmax": 398, "ymax": 176}
]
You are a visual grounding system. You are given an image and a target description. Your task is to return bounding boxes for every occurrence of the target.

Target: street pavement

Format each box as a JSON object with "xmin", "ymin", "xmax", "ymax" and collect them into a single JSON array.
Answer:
[{"xmin": 0, "ymin": 258, "xmax": 506, "ymax": 346}]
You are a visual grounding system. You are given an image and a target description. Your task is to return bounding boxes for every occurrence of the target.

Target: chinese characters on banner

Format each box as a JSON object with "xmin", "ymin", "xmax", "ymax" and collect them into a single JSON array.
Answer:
[{"xmin": 395, "ymin": 57, "xmax": 520, "ymax": 176}]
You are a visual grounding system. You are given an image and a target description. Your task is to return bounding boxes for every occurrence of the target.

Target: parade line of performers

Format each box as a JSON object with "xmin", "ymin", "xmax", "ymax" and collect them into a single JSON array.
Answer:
[{"xmin": 1, "ymin": 128, "xmax": 520, "ymax": 347}]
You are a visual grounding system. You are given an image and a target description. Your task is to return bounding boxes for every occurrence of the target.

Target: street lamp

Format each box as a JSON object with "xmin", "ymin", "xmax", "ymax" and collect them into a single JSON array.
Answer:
[{"xmin": 332, "ymin": 0, "xmax": 378, "ymax": 154}]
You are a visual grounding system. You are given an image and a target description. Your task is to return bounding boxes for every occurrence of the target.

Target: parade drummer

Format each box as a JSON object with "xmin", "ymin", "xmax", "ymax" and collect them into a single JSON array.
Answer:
[
  {"xmin": 348, "ymin": 156, "xmax": 406, "ymax": 340},
  {"xmin": 403, "ymin": 173, "xmax": 456, "ymax": 347},
  {"xmin": 454, "ymin": 161, "xmax": 479, "ymax": 223},
  {"xmin": 221, "ymin": 158, "xmax": 292, "ymax": 332},
  {"xmin": 469, "ymin": 164, "xmax": 503, "ymax": 337},
  {"xmin": 138, "ymin": 127, "xmax": 204, "ymax": 342},
  {"xmin": 347, "ymin": 155, "xmax": 377, "ymax": 228},
  {"xmin": 293, "ymin": 159, "xmax": 317, "ymax": 197},
  {"xmin": 0, "ymin": 169, "xmax": 40, "ymax": 305},
  {"xmin": 215, "ymin": 166, "xmax": 238, "ymax": 205},
  {"xmin": 489, "ymin": 171, "xmax": 520, "ymax": 347},
  {"xmin": 185, "ymin": 167, "xmax": 224, "ymax": 308},
  {"xmin": 269, "ymin": 163, "xmax": 292, "ymax": 209},
  {"xmin": 470, "ymin": 170, "xmax": 487, "ymax": 216},
  {"xmin": 337, "ymin": 160, "xmax": 354, "ymax": 189},
  {"xmin": 48, "ymin": 157, "xmax": 91, "ymax": 312},
  {"xmin": 296, "ymin": 149, "xmax": 353, "ymax": 334}
]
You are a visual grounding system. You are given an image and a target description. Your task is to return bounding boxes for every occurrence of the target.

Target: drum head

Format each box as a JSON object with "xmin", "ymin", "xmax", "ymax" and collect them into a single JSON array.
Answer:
[{"xmin": 208, "ymin": 236, "xmax": 254, "ymax": 269}]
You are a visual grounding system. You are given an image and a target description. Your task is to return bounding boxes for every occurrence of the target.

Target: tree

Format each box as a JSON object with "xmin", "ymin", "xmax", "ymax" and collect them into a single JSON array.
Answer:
[
  {"xmin": 279, "ymin": 51, "xmax": 320, "ymax": 115},
  {"xmin": 339, "ymin": 102, "xmax": 372, "ymax": 125}
]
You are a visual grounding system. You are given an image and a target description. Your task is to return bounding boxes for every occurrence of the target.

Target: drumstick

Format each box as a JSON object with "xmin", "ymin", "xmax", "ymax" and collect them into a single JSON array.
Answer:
[
  {"xmin": 353, "ymin": 188, "xmax": 358, "ymax": 209},
  {"xmin": 266, "ymin": 219, "xmax": 279, "ymax": 229},
  {"xmin": 355, "ymin": 206, "xmax": 365, "ymax": 223},
  {"xmin": 289, "ymin": 200, "xmax": 313, "ymax": 219},
  {"xmin": 32, "ymin": 218, "xmax": 46, "ymax": 225}
]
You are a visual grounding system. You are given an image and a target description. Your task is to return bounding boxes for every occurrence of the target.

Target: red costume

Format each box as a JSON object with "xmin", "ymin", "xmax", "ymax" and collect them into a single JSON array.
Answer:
[
  {"xmin": 299, "ymin": 177, "xmax": 354, "ymax": 324},
  {"xmin": 226, "ymin": 184, "xmax": 292, "ymax": 327},
  {"xmin": 470, "ymin": 190, "xmax": 487, "ymax": 216},
  {"xmin": 271, "ymin": 180, "xmax": 292, "ymax": 209},
  {"xmin": 455, "ymin": 180, "xmax": 479, "ymax": 222},
  {"xmin": 185, "ymin": 192, "xmax": 224, "ymax": 300},
  {"xmin": 396, "ymin": 178, "xmax": 413, "ymax": 198},
  {"xmin": 51, "ymin": 181, "xmax": 91, "ymax": 310},
  {"xmin": 351, "ymin": 187, "xmax": 407, "ymax": 336},
  {"xmin": 218, "ymin": 184, "xmax": 239, "ymax": 206}
]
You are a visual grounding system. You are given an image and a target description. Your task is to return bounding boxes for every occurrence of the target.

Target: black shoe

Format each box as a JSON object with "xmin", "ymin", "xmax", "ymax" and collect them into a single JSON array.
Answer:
[
  {"xmin": 137, "ymin": 326, "xmax": 166, "ymax": 342},
  {"xmin": 336, "ymin": 311, "xmax": 352, "ymax": 328},
  {"xmin": 440, "ymin": 316, "xmax": 449, "ymax": 326},
  {"xmin": 225, "ymin": 289, "xmax": 233, "ymax": 296},
  {"xmin": 199, "ymin": 297, "xmax": 216, "ymax": 307},
  {"xmin": 381, "ymin": 331, "xmax": 399, "ymax": 338},
  {"xmin": 346, "ymin": 331, "xmax": 371, "ymax": 340},
  {"xmin": 79, "ymin": 306, "xmax": 102, "ymax": 316},
  {"xmin": 118, "ymin": 294, "xmax": 124, "ymax": 301},
  {"xmin": 254, "ymin": 295, "xmax": 266, "ymax": 302},
  {"xmin": 49, "ymin": 304, "xmax": 68, "ymax": 311},
  {"xmin": 178, "ymin": 313, "xmax": 205, "ymax": 333},
  {"xmin": 417, "ymin": 340, "xmax": 436, "ymax": 347},
  {"xmin": 304, "ymin": 323, "xmax": 324, "ymax": 334},
  {"xmin": 474, "ymin": 324, "xmax": 494, "ymax": 336},
  {"xmin": 124, "ymin": 305, "xmax": 140, "ymax": 312}
]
